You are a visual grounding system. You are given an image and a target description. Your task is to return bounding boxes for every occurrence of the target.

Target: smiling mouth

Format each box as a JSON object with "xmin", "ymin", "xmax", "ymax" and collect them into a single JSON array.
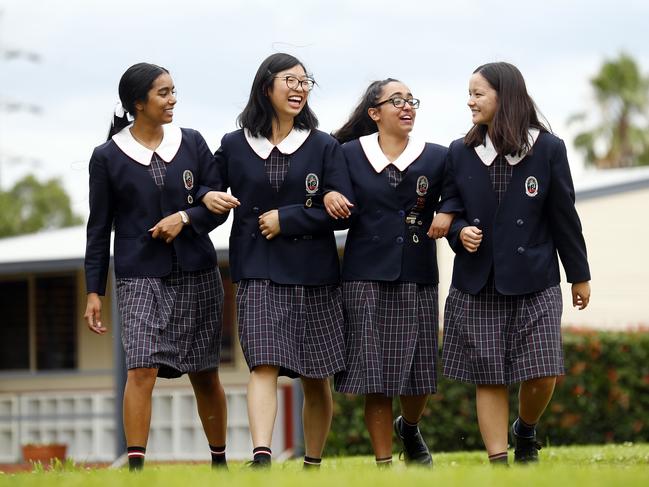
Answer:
[
  {"xmin": 288, "ymin": 96, "xmax": 303, "ymax": 105},
  {"xmin": 400, "ymin": 115, "xmax": 413, "ymax": 122}
]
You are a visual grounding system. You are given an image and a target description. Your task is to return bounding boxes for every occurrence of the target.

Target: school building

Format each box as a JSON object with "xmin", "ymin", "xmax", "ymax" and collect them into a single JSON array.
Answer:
[{"xmin": 1, "ymin": 166, "xmax": 648, "ymax": 464}]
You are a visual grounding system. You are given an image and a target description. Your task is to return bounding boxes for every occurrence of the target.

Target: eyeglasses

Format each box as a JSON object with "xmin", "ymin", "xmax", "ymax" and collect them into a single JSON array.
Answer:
[
  {"xmin": 273, "ymin": 75, "xmax": 316, "ymax": 92},
  {"xmin": 373, "ymin": 97, "xmax": 420, "ymax": 109}
]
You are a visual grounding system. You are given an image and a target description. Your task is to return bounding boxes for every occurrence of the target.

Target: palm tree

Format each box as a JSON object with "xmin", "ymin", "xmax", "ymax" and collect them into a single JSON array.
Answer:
[{"xmin": 570, "ymin": 53, "xmax": 649, "ymax": 168}]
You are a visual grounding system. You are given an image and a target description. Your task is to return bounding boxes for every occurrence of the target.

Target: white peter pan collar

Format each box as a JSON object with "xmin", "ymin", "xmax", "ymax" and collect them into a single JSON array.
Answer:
[
  {"xmin": 112, "ymin": 124, "xmax": 182, "ymax": 166},
  {"xmin": 359, "ymin": 132, "xmax": 426, "ymax": 173},
  {"xmin": 474, "ymin": 128, "xmax": 540, "ymax": 166},
  {"xmin": 244, "ymin": 128, "xmax": 311, "ymax": 159}
]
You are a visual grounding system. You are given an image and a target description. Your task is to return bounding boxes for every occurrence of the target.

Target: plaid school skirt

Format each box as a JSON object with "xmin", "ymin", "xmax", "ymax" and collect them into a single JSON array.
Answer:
[
  {"xmin": 116, "ymin": 258, "xmax": 224, "ymax": 379},
  {"xmin": 442, "ymin": 280, "xmax": 564, "ymax": 385},
  {"xmin": 334, "ymin": 281, "xmax": 439, "ymax": 397},
  {"xmin": 236, "ymin": 279, "xmax": 346, "ymax": 379}
]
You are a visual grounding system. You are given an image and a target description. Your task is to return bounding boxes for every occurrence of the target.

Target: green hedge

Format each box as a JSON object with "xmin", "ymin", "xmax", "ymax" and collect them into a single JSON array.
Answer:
[{"xmin": 327, "ymin": 329, "xmax": 649, "ymax": 455}]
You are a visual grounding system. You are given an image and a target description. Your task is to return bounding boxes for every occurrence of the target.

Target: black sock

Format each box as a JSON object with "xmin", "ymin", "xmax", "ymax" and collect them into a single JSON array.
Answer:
[
  {"xmin": 210, "ymin": 444, "xmax": 226, "ymax": 467},
  {"xmin": 375, "ymin": 455, "xmax": 392, "ymax": 468},
  {"xmin": 488, "ymin": 451, "xmax": 509, "ymax": 465},
  {"xmin": 253, "ymin": 446, "xmax": 272, "ymax": 464},
  {"xmin": 399, "ymin": 416, "xmax": 420, "ymax": 436},
  {"xmin": 514, "ymin": 417, "xmax": 537, "ymax": 438},
  {"xmin": 303, "ymin": 456, "xmax": 321, "ymax": 469},
  {"xmin": 127, "ymin": 446, "xmax": 146, "ymax": 471}
]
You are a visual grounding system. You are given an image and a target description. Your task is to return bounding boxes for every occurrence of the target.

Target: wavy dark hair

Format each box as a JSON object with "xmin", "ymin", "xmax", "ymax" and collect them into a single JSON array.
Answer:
[
  {"xmin": 332, "ymin": 78, "xmax": 400, "ymax": 144},
  {"xmin": 464, "ymin": 62, "xmax": 549, "ymax": 155},
  {"xmin": 237, "ymin": 53, "xmax": 318, "ymax": 138},
  {"xmin": 107, "ymin": 62, "xmax": 169, "ymax": 140}
]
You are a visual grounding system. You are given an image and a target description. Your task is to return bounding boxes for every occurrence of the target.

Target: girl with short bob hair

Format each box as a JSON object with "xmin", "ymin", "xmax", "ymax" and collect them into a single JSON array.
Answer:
[
  {"xmin": 441, "ymin": 62, "xmax": 591, "ymax": 465},
  {"xmin": 202, "ymin": 52, "xmax": 350, "ymax": 469},
  {"xmin": 326, "ymin": 78, "xmax": 457, "ymax": 467},
  {"xmin": 85, "ymin": 62, "xmax": 229, "ymax": 470}
]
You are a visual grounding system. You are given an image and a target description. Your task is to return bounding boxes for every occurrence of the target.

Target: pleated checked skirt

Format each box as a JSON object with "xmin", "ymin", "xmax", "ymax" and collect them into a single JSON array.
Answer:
[
  {"xmin": 236, "ymin": 279, "xmax": 346, "ymax": 379},
  {"xmin": 334, "ymin": 281, "xmax": 439, "ymax": 397},
  {"xmin": 116, "ymin": 256, "xmax": 224, "ymax": 379},
  {"xmin": 442, "ymin": 279, "xmax": 564, "ymax": 385}
]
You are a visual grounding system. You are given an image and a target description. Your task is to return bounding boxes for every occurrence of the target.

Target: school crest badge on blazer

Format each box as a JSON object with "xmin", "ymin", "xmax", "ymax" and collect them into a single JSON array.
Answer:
[{"xmin": 525, "ymin": 176, "xmax": 538, "ymax": 197}]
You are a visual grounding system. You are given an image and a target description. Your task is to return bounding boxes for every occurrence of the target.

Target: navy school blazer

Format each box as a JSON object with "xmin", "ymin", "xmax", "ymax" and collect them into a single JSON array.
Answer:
[
  {"xmin": 334, "ymin": 138, "xmax": 458, "ymax": 283},
  {"xmin": 85, "ymin": 127, "xmax": 227, "ymax": 296},
  {"xmin": 213, "ymin": 129, "xmax": 349, "ymax": 285},
  {"xmin": 443, "ymin": 131, "xmax": 591, "ymax": 296}
]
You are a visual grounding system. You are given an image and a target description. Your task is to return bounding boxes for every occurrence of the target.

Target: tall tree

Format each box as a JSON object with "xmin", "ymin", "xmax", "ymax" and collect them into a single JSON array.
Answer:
[
  {"xmin": 0, "ymin": 175, "xmax": 82, "ymax": 237},
  {"xmin": 570, "ymin": 53, "xmax": 649, "ymax": 168}
]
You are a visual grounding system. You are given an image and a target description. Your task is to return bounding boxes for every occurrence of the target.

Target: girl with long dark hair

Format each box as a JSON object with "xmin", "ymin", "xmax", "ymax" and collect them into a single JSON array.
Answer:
[
  {"xmin": 202, "ymin": 53, "xmax": 349, "ymax": 469},
  {"xmin": 84, "ymin": 62, "xmax": 229, "ymax": 471},
  {"xmin": 441, "ymin": 62, "xmax": 591, "ymax": 465},
  {"xmin": 325, "ymin": 79, "xmax": 457, "ymax": 467}
]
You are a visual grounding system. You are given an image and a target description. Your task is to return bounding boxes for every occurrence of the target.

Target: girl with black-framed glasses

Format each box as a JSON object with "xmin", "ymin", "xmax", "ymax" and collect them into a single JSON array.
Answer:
[
  {"xmin": 324, "ymin": 78, "xmax": 458, "ymax": 467},
  {"xmin": 201, "ymin": 52, "xmax": 351, "ymax": 469}
]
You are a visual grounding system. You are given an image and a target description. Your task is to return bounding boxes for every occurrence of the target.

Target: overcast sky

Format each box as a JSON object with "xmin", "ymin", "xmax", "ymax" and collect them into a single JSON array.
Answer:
[{"xmin": 1, "ymin": 0, "xmax": 648, "ymax": 218}]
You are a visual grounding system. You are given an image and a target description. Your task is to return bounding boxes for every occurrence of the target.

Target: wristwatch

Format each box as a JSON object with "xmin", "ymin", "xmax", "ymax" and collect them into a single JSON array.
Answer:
[{"xmin": 178, "ymin": 210, "xmax": 190, "ymax": 225}]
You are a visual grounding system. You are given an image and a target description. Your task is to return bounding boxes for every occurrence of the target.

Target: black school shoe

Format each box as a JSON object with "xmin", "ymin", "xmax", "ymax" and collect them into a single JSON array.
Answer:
[
  {"xmin": 246, "ymin": 458, "xmax": 271, "ymax": 469},
  {"xmin": 511, "ymin": 423, "xmax": 542, "ymax": 464},
  {"xmin": 393, "ymin": 416, "xmax": 433, "ymax": 467}
]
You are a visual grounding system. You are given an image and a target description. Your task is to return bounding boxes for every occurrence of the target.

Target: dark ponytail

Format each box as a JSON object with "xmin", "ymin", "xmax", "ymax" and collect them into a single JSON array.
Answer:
[
  {"xmin": 106, "ymin": 62, "xmax": 169, "ymax": 141},
  {"xmin": 332, "ymin": 78, "xmax": 399, "ymax": 144},
  {"xmin": 107, "ymin": 108, "xmax": 131, "ymax": 140}
]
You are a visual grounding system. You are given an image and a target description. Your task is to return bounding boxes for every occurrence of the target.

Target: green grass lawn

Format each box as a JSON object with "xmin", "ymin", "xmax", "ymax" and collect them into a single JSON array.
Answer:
[{"xmin": 2, "ymin": 444, "xmax": 648, "ymax": 487}]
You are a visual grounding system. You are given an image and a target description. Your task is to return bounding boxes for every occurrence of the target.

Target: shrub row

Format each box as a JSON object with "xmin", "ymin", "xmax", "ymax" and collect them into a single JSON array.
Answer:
[{"xmin": 327, "ymin": 329, "xmax": 649, "ymax": 455}]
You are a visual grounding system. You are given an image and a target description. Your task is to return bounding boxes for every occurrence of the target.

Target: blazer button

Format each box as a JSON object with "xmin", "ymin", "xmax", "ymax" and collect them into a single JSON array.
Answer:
[
  {"xmin": 251, "ymin": 233, "xmax": 257, "ymax": 239},
  {"xmin": 398, "ymin": 210, "xmax": 405, "ymax": 217},
  {"xmin": 473, "ymin": 218, "xmax": 481, "ymax": 226},
  {"xmin": 372, "ymin": 235, "xmax": 380, "ymax": 242},
  {"xmin": 517, "ymin": 246, "xmax": 525, "ymax": 254},
  {"xmin": 252, "ymin": 206, "xmax": 260, "ymax": 213},
  {"xmin": 396, "ymin": 236, "xmax": 404, "ymax": 244},
  {"xmin": 516, "ymin": 219, "xmax": 524, "ymax": 227}
]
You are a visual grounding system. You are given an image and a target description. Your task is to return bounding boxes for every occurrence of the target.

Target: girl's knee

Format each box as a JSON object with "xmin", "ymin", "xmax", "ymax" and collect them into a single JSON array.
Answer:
[{"xmin": 127, "ymin": 368, "xmax": 158, "ymax": 388}]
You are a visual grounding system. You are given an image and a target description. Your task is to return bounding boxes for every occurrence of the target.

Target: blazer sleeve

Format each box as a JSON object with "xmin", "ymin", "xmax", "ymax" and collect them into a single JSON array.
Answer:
[
  {"xmin": 547, "ymin": 139, "xmax": 591, "ymax": 283},
  {"xmin": 443, "ymin": 145, "xmax": 469, "ymax": 253},
  {"xmin": 438, "ymin": 150, "xmax": 464, "ymax": 214},
  {"xmin": 279, "ymin": 139, "xmax": 354, "ymax": 234},
  {"xmin": 85, "ymin": 149, "xmax": 114, "ymax": 296},
  {"xmin": 184, "ymin": 131, "xmax": 228, "ymax": 235}
]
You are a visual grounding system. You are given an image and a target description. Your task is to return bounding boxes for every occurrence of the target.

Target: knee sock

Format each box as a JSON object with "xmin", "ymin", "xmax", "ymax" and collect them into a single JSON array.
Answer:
[
  {"xmin": 513, "ymin": 417, "xmax": 537, "ymax": 438},
  {"xmin": 209, "ymin": 444, "xmax": 226, "ymax": 467},
  {"xmin": 127, "ymin": 446, "xmax": 146, "ymax": 471},
  {"xmin": 375, "ymin": 455, "xmax": 392, "ymax": 468},
  {"xmin": 303, "ymin": 455, "xmax": 321, "ymax": 469},
  {"xmin": 488, "ymin": 451, "xmax": 509, "ymax": 465},
  {"xmin": 253, "ymin": 446, "xmax": 272, "ymax": 464}
]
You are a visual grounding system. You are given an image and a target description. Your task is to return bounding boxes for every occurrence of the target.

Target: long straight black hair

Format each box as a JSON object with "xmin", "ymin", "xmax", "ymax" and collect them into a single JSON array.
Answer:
[
  {"xmin": 107, "ymin": 62, "xmax": 169, "ymax": 140},
  {"xmin": 332, "ymin": 78, "xmax": 399, "ymax": 144},
  {"xmin": 237, "ymin": 53, "xmax": 318, "ymax": 138},
  {"xmin": 464, "ymin": 62, "xmax": 549, "ymax": 155}
]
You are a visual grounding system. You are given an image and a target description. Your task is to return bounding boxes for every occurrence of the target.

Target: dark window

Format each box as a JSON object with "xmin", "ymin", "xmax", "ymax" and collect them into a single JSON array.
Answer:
[
  {"xmin": 0, "ymin": 280, "xmax": 29, "ymax": 370},
  {"xmin": 35, "ymin": 275, "xmax": 77, "ymax": 370}
]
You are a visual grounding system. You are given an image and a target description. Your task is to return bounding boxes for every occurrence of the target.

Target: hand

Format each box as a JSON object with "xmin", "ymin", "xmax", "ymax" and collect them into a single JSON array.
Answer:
[
  {"xmin": 427, "ymin": 212, "xmax": 455, "ymax": 239},
  {"xmin": 572, "ymin": 281, "xmax": 591, "ymax": 310},
  {"xmin": 149, "ymin": 213, "xmax": 184, "ymax": 244},
  {"xmin": 202, "ymin": 190, "xmax": 240, "ymax": 214},
  {"xmin": 259, "ymin": 209, "xmax": 280, "ymax": 239},
  {"xmin": 324, "ymin": 191, "xmax": 354, "ymax": 219},
  {"xmin": 84, "ymin": 293, "xmax": 107, "ymax": 335},
  {"xmin": 459, "ymin": 225, "xmax": 482, "ymax": 253}
]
